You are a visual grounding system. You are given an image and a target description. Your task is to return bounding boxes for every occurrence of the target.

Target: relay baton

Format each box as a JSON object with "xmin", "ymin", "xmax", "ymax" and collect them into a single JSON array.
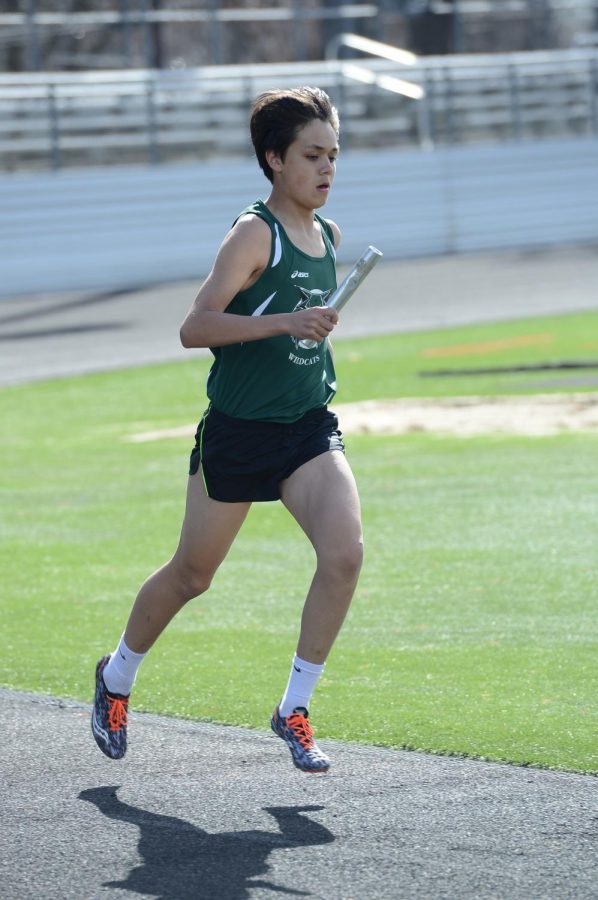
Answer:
[{"xmin": 298, "ymin": 245, "xmax": 383, "ymax": 350}]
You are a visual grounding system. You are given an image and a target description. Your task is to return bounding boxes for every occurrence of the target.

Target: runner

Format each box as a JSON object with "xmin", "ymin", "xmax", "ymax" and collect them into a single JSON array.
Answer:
[{"xmin": 92, "ymin": 86, "xmax": 363, "ymax": 773}]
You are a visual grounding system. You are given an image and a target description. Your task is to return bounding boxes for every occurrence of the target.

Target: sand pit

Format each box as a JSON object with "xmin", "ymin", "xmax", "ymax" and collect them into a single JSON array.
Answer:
[
  {"xmin": 331, "ymin": 394, "xmax": 598, "ymax": 437},
  {"xmin": 125, "ymin": 393, "xmax": 598, "ymax": 442}
]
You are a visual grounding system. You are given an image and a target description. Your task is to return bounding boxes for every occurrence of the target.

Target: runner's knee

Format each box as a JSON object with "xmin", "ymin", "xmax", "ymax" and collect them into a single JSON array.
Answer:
[
  {"xmin": 172, "ymin": 558, "xmax": 214, "ymax": 602},
  {"xmin": 317, "ymin": 537, "xmax": 363, "ymax": 584}
]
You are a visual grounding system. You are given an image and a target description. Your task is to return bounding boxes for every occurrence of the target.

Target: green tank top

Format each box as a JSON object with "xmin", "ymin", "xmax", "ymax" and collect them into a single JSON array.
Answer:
[{"xmin": 205, "ymin": 200, "xmax": 338, "ymax": 422}]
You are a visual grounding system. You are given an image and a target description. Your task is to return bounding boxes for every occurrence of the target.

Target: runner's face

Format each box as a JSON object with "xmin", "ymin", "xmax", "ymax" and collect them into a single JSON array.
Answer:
[{"xmin": 269, "ymin": 119, "xmax": 339, "ymax": 209}]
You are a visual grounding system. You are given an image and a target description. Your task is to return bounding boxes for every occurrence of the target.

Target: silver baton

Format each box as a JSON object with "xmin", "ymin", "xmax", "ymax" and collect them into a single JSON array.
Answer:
[{"xmin": 298, "ymin": 245, "xmax": 383, "ymax": 350}]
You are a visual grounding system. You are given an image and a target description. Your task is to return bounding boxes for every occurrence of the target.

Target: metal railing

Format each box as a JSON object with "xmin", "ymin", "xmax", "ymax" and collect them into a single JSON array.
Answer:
[
  {"xmin": 326, "ymin": 34, "xmax": 432, "ymax": 148},
  {"xmin": 1, "ymin": 47, "xmax": 597, "ymax": 170}
]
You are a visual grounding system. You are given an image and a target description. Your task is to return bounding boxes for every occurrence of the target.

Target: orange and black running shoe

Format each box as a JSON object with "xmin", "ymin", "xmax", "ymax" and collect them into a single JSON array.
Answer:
[
  {"xmin": 91, "ymin": 655, "xmax": 129, "ymax": 760},
  {"xmin": 271, "ymin": 706, "xmax": 330, "ymax": 773}
]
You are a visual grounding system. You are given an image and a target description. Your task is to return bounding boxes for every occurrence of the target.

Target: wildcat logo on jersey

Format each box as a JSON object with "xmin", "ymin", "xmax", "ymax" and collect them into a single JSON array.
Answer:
[{"xmin": 290, "ymin": 286, "xmax": 332, "ymax": 352}]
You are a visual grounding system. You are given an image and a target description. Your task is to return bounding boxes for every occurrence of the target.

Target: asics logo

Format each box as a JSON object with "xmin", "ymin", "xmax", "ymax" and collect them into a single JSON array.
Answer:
[{"xmin": 291, "ymin": 270, "xmax": 309, "ymax": 279}]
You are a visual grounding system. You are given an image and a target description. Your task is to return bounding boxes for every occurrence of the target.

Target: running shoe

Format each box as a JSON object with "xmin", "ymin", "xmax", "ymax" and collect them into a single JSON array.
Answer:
[
  {"xmin": 271, "ymin": 706, "xmax": 330, "ymax": 773},
  {"xmin": 91, "ymin": 655, "xmax": 129, "ymax": 760}
]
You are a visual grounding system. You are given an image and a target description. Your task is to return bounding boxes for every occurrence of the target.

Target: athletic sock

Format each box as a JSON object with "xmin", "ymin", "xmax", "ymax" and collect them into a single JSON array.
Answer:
[
  {"xmin": 278, "ymin": 654, "xmax": 325, "ymax": 718},
  {"xmin": 102, "ymin": 635, "xmax": 146, "ymax": 696}
]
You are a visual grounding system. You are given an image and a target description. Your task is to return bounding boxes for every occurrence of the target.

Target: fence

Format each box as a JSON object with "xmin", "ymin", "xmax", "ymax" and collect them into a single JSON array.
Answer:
[{"xmin": 1, "ymin": 47, "xmax": 597, "ymax": 171}]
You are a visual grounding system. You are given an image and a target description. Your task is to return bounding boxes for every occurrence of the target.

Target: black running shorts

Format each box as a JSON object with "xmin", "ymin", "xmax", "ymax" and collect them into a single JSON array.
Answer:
[{"xmin": 189, "ymin": 405, "xmax": 345, "ymax": 503}]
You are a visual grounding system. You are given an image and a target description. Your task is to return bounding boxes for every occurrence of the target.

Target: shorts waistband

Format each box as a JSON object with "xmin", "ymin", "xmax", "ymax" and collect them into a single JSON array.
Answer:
[{"xmin": 208, "ymin": 404, "xmax": 329, "ymax": 430}]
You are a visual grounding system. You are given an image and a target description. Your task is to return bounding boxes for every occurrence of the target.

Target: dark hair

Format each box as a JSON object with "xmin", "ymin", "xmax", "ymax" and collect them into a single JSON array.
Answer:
[{"xmin": 250, "ymin": 86, "xmax": 340, "ymax": 183}]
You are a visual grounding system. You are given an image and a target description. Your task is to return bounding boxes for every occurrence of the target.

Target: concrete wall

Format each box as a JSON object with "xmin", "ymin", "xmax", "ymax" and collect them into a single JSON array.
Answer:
[{"xmin": 1, "ymin": 136, "xmax": 596, "ymax": 296}]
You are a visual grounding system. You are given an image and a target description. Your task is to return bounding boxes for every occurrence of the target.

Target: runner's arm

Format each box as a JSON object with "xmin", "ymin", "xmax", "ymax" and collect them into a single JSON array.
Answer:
[{"xmin": 180, "ymin": 216, "xmax": 337, "ymax": 349}]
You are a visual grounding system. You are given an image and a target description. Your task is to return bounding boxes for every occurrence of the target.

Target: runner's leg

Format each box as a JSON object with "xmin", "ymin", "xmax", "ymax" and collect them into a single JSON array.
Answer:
[
  {"xmin": 124, "ymin": 472, "xmax": 251, "ymax": 653},
  {"xmin": 270, "ymin": 450, "xmax": 362, "ymax": 771},
  {"xmin": 280, "ymin": 449, "xmax": 363, "ymax": 664}
]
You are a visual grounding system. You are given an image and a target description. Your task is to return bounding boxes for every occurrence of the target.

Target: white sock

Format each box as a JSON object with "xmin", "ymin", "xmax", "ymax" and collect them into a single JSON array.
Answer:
[
  {"xmin": 102, "ymin": 635, "xmax": 146, "ymax": 696},
  {"xmin": 279, "ymin": 654, "xmax": 325, "ymax": 717}
]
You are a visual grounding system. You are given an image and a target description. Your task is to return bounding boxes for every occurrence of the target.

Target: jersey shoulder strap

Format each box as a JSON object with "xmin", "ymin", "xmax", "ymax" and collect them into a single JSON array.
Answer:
[
  {"xmin": 315, "ymin": 213, "xmax": 336, "ymax": 259},
  {"xmin": 233, "ymin": 199, "xmax": 271, "ymax": 226},
  {"xmin": 232, "ymin": 200, "xmax": 285, "ymax": 271},
  {"xmin": 232, "ymin": 200, "xmax": 335, "ymax": 263}
]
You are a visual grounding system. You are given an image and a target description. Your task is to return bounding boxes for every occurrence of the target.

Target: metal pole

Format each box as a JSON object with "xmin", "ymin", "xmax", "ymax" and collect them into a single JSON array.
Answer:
[
  {"xmin": 145, "ymin": 75, "xmax": 160, "ymax": 164},
  {"xmin": 120, "ymin": 0, "xmax": 132, "ymax": 67},
  {"xmin": 208, "ymin": 0, "xmax": 223, "ymax": 65},
  {"xmin": 292, "ymin": 0, "xmax": 308, "ymax": 62},
  {"xmin": 47, "ymin": 83, "xmax": 62, "ymax": 170},
  {"xmin": 25, "ymin": 0, "xmax": 41, "ymax": 71},
  {"xmin": 416, "ymin": 67, "xmax": 434, "ymax": 150},
  {"xmin": 590, "ymin": 58, "xmax": 598, "ymax": 135},
  {"xmin": 508, "ymin": 62, "xmax": 523, "ymax": 140},
  {"xmin": 444, "ymin": 65, "xmax": 455, "ymax": 144},
  {"xmin": 527, "ymin": 0, "xmax": 549, "ymax": 50},
  {"xmin": 151, "ymin": 0, "xmax": 164, "ymax": 68},
  {"xmin": 141, "ymin": 0, "xmax": 156, "ymax": 68},
  {"xmin": 452, "ymin": 0, "xmax": 463, "ymax": 54},
  {"xmin": 335, "ymin": 64, "xmax": 348, "ymax": 148}
]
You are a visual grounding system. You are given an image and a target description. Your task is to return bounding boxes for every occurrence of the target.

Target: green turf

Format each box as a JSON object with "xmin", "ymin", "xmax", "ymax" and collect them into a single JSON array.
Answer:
[
  {"xmin": 333, "ymin": 307, "xmax": 598, "ymax": 400},
  {"xmin": 1, "ymin": 310, "xmax": 597, "ymax": 773}
]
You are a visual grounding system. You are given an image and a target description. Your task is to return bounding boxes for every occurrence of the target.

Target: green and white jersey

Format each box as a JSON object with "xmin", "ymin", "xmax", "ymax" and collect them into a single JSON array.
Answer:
[{"xmin": 205, "ymin": 200, "xmax": 338, "ymax": 423}]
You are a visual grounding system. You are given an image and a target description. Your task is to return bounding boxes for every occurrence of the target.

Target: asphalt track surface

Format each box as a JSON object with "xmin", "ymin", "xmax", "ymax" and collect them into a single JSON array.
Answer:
[
  {"xmin": 2, "ymin": 244, "xmax": 598, "ymax": 386},
  {"xmin": 2, "ymin": 689, "xmax": 598, "ymax": 900},
  {"xmin": 2, "ymin": 246, "xmax": 598, "ymax": 899}
]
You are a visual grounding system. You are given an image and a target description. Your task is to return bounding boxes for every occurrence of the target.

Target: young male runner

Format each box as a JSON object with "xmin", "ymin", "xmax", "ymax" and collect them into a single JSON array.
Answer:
[{"xmin": 92, "ymin": 86, "xmax": 363, "ymax": 773}]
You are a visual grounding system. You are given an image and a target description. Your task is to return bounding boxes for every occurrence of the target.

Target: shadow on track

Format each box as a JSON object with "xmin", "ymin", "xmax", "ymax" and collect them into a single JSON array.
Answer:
[{"xmin": 79, "ymin": 786, "xmax": 334, "ymax": 899}]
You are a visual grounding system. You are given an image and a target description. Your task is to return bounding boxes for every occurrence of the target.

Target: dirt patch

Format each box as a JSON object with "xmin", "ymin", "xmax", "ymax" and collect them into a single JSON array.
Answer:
[
  {"xmin": 332, "ymin": 394, "xmax": 598, "ymax": 437},
  {"xmin": 125, "ymin": 394, "xmax": 598, "ymax": 442}
]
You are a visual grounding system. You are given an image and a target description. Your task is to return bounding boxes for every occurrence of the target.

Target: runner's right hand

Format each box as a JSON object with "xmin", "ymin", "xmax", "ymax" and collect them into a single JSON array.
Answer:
[{"xmin": 286, "ymin": 306, "xmax": 338, "ymax": 342}]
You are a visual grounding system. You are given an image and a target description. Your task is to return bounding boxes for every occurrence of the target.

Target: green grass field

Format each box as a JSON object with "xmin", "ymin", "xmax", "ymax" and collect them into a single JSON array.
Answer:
[{"xmin": 1, "ymin": 310, "xmax": 597, "ymax": 773}]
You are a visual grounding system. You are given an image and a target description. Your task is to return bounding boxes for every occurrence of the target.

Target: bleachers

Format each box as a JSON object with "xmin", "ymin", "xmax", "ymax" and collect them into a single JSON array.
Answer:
[{"xmin": 1, "ymin": 48, "xmax": 597, "ymax": 170}]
